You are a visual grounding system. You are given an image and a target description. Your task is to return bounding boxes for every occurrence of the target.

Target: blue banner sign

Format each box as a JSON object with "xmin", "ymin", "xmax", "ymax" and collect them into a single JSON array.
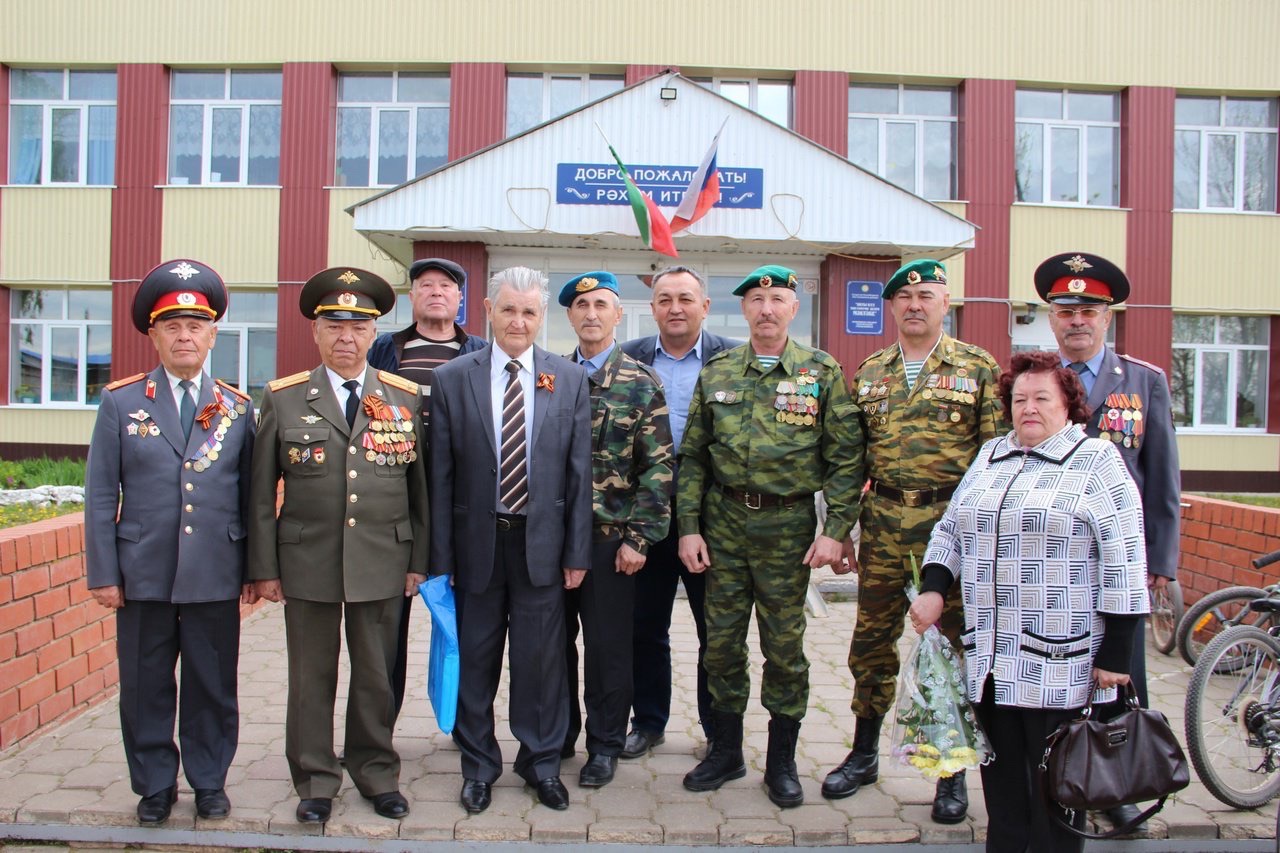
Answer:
[
  {"xmin": 556, "ymin": 163, "xmax": 764, "ymax": 209},
  {"xmin": 845, "ymin": 281, "xmax": 884, "ymax": 335}
]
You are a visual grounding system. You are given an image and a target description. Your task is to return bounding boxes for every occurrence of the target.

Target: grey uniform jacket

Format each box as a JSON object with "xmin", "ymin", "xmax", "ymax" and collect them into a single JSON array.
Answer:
[{"xmin": 85, "ymin": 366, "xmax": 255, "ymax": 602}]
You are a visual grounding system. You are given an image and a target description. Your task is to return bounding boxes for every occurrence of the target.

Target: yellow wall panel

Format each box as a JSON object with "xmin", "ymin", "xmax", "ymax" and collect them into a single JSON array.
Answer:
[
  {"xmin": 160, "ymin": 189, "xmax": 280, "ymax": 286},
  {"xmin": 4, "ymin": 0, "xmax": 1275, "ymax": 91},
  {"xmin": 1007, "ymin": 206, "xmax": 1128, "ymax": 305},
  {"xmin": 1172, "ymin": 213, "xmax": 1280, "ymax": 313},
  {"xmin": 327, "ymin": 190, "xmax": 406, "ymax": 285},
  {"xmin": 1178, "ymin": 433, "xmax": 1280, "ymax": 473},
  {"xmin": 0, "ymin": 189, "xmax": 112, "ymax": 285},
  {"xmin": 934, "ymin": 201, "xmax": 967, "ymax": 302},
  {"xmin": 0, "ymin": 409, "xmax": 97, "ymax": 445}
]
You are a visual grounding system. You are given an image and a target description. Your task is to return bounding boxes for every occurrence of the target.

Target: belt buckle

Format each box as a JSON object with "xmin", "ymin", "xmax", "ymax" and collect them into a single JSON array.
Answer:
[
  {"xmin": 744, "ymin": 492, "xmax": 762, "ymax": 510},
  {"xmin": 902, "ymin": 488, "xmax": 927, "ymax": 508},
  {"xmin": 496, "ymin": 516, "xmax": 512, "ymax": 530}
]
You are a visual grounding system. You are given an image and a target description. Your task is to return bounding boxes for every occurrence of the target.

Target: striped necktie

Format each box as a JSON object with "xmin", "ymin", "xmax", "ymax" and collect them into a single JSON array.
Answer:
[{"xmin": 499, "ymin": 360, "xmax": 529, "ymax": 513}]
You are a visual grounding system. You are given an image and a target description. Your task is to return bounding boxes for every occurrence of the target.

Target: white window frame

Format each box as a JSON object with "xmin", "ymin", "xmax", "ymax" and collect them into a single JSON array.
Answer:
[
  {"xmin": 204, "ymin": 292, "xmax": 278, "ymax": 405},
  {"xmin": 1172, "ymin": 314, "xmax": 1269, "ymax": 431},
  {"xmin": 335, "ymin": 71, "xmax": 450, "ymax": 187},
  {"xmin": 1174, "ymin": 95, "xmax": 1279, "ymax": 212},
  {"xmin": 8, "ymin": 68, "xmax": 116, "ymax": 186},
  {"xmin": 1015, "ymin": 88, "xmax": 1120, "ymax": 207},
  {"xmin": 168, "ymin": 69, "xmax": 282, "ymax": 186},
  {"xmin": 847, "ymin": 83, "xmax": 957, "ymax": 200},
  {"xmin": 504, "ymin": 72, "xmax": 623, "ymax": 137},
  {"xmin": 694, "ymin": 77, "xmax": 793, "ymax": 128},
  {"xmin": 9, "ymin": 289, "xmax": 112, "ymax": 408}
]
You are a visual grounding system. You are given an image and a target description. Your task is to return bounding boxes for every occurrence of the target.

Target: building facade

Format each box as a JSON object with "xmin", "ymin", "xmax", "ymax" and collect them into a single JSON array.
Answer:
[{"xmin": 1, "ymin": 0, "xmax": 1277, "ymax": 489}]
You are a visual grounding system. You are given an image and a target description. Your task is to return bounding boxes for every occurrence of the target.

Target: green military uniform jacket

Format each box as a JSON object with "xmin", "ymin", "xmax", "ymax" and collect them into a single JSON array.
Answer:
[
  {"xmin": 853, "ymin": 333, "xmax": 1004, "ymax": 489},
  {"xmin": 248, "ymin": 365, "xmax": 429, "ymax": 602},
  {"xmin": 575, "ymin": 345, "xmax": 675, "ymax": 554},
  {"xmin": 676, "ymin": 338, "xmax": 863, "ymax": 541}
]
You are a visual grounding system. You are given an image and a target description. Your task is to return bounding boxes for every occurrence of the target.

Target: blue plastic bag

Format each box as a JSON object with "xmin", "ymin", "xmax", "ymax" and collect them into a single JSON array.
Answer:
[{"xmin": 418, "ymin": 575, "xmax": 459, "ymax": 734}]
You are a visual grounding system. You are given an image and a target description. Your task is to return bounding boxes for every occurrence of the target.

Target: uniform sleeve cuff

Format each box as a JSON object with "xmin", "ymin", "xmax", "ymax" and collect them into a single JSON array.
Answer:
[{"xmin": 1094, "ymin": 614, "xmax": 1139, "ymax": 673}]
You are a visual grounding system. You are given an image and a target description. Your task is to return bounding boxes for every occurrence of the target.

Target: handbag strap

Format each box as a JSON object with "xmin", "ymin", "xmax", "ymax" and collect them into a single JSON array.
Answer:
[{"xmin": 1043, "ymin": 792, "xmax": 1168, "ymax": 840}]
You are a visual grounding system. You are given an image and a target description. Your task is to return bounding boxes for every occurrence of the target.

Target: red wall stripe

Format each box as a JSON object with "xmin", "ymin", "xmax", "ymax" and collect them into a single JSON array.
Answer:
[
  {"xmin": 449, "ymin": 63, "xmax": 505, "ymax": 160},
  {"xmin": 794, "ymin": 70, "xmax": 848, "ymax": 155},
  {"xmin": 626, "ymin": 66, "xmax": 674, "ymax": 85},
  {"xmin": 413, "ymin": 240, "xmax": 490, "ymax": 338},
  {"xmin": 276, "ymin": 62, "xmax": 336, "ymax": 377},
  {"xmin": 819, "ymin": 254, "xmax": 900, "ymax": 379},
  {"xmin": 109, "ymin": 64, "xmax": 168, "ymax": 379},
  {"xmin": 957, "ymin": 78, "xmax": 1015, "ymax": 368}
]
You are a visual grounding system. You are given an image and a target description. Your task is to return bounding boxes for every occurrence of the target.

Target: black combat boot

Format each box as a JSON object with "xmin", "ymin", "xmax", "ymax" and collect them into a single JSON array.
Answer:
[
  {"xmin": 682, "ymin": 709, "xmax": 746, "ymax": 791},
  {"xmin": 821, "ymin": 714, "xmax": 882, "ymax": 799},
  {"xmin": 763, "ymin": 716, "xmax": 804, "ymax": 807}
]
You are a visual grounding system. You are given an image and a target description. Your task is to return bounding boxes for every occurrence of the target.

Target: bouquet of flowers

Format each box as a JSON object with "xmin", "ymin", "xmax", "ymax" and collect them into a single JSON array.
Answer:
[{"xmin": 890, "ymin": 555, "xmax": 992, "ymax": 779}]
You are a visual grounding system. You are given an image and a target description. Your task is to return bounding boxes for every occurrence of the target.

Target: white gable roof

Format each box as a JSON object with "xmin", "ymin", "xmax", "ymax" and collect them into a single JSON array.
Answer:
[{"xmin": 349, "ymin": 73, "xmax": 976, "ymax": 264}]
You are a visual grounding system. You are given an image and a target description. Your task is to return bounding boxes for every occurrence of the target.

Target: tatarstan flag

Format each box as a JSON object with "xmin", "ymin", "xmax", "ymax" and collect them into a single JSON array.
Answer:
[{"xmin": 607, "ymin": 144, "xmax": 679, "ymax": 258}]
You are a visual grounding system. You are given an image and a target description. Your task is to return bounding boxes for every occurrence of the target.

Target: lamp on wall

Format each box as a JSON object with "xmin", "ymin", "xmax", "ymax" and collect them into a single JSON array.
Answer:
[
  {"xmin": 659, "ymin": 86, "xmax": 678, "ymax": 101},
  {"xmin": 1015, "ymin": 303, "xmax": 1038, "ymax": 325}
]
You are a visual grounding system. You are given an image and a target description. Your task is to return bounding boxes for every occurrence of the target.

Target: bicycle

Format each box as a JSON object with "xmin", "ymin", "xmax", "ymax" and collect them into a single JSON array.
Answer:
[
  {"xmin": 1176, "ymin": 553, "xmax": 1280, "ymax": 667},
  {"xmin": 1149, "ymin": 579, "xmax": 1185, "ymax": 655}
]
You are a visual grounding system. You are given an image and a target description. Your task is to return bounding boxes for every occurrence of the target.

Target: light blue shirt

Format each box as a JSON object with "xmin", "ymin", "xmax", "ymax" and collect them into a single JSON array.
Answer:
[
  {"xmin": 575, "ymin": 340, "xmax": 616, "ymax": 375},
  {"xmin": 1060, "ymin": 349, "xmax": 1106, "ymax": 396},
  {"xmin": 652, "ymin": 333, "xmax": 704, "ymax": 453},
  {"xmin": 489, "ymin": 345, "xmax": 535, "ymax": 513}
]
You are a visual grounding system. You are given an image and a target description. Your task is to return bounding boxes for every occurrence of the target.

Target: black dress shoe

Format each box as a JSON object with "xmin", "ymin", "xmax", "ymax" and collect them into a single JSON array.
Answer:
[
  {"xmin": 1106, "ymin": 802, "xmax": 1148, "ymax": 833},
  {"xmin": 136, "ymin": 787, "xmax": 177, "ymax": 825},
  {"xmin": 620, "ymin": 728, "xmax": 665, "ymax": 759},
  {"xmin": 460, "ymin": 779, "xmax": 492, "ymax": 814},
  {"xmin": 931, "ymin": 770, "xmax": 968, "ymax": 824},
  {"xmin": 578, "ymin": 753, "xmax": 617, "ymax": 787},
  {"xmin": 369, "ymin": 790, "xmax": 409, "ymax": 819},
  {"xmin": 296, "ymin": 797, "xmax": 332, "ymax": 823},
  {"xmin": 533, "ymin": 777, "xmax": 570, "ymax": 810},
  {"xmin": 194, "ymin": 787, "xmax": 230, "ymax": 819}
]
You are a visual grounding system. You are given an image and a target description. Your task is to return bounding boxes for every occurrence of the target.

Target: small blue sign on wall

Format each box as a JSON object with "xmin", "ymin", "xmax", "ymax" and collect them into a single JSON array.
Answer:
[
  {"xmin": 456, "ymin": 296, "xmax": 466, "ymax": 327},
  {"xmin": 845, "ymin": 281, "xmax": 884, "ymax": 335}
]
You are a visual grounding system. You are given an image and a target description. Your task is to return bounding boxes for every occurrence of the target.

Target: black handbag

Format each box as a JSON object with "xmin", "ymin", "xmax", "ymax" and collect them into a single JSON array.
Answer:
[{"xmin": 1038, "ymin": 682, "xmax": 1191, "ymax": 839}]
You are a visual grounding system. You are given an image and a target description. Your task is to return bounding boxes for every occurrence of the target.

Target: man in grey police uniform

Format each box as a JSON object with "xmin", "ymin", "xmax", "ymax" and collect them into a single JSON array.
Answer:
[
  {"xmin": 249, "ymin": 267, "xmax": 428, "ymax": 825},
  {"xmin": 1037, "ymin": 251, "xmax": 1182, "ymax": 831},
  {"xmin": 85, "ymin": 259, "xmax": 256, "ymax": 825}
]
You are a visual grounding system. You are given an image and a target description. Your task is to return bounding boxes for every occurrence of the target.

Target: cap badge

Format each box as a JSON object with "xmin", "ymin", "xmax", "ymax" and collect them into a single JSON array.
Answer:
[
  {"xmin": 576, "ymin": 277, "xmax": 598, "ymax": 292},
  {"xmin": 337, "ymin": 292, "xmax": 358, "ymax": 307},
  {"xmin": 170, "ymin": 261, "xmax": 199, "ymax": 281},
  {"xmin": 787, "ymin": 273, "xmax": 798, "ymax": 286},
  {"xmin": 338, "ymin": 270, "xmax": 360, "ymax": 286},
  {"xmin": 1064, "ymin": 255, "xmax": 1093, "ymax": 274},
  {"xmin": 907, "ymin": 270, "xmax": 922, "ymax": 284},
  {"xmin": 933, "ymin": 267, "xmax": 946, "ymax": 281},
  {"xmin": 176, "ymin": 292, "xmax": 197, "ymax": 305},
  {"xmin": 1067, "ymin": 278, "xmax": 1087, "ymax": 293},
  {"xmin": 760, "ymin": 275, "xmax": 773, "ymax": 288}
]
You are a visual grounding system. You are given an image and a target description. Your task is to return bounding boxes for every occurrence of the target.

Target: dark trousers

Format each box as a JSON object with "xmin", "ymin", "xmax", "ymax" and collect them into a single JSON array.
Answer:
[
  {"xmin": 390, "ymin": 597, "xmax": 412, "ymax": 719},
  {"xmin": 565, "ymin": 536, "xmax": 635, "ymax": 757},
  {"xmin": 630, "ymin": 526, "xmax": 711, "ymax": 737},
  {"xmin": 975, "ymin": 677, "xmax": 1085, "ymax": 853},
  {"xmin": 115, "ymin": 599, "xmax": 240, "ymax": 797},
  {"xmin": 454, "ymin": 522, "xmax": 568, "ymax": 784},
  {"xmin": 283, "ymin": 597, "xmax": 402, "ymax": 799}
]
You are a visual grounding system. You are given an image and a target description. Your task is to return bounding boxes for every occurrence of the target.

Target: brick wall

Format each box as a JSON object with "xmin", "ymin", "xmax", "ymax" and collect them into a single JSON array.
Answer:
[{"xmin": 1178, "ymin": 495, "xmax": 1280, "ymax": 605}]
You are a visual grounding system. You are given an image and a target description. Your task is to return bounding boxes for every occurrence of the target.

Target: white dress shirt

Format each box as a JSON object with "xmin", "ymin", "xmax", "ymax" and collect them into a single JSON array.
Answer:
[
  {"xmin": 324, "ymin": 365, "xmax": 367, "ymax": 418},
  {"xmin": 164, "ymin": 370, "xmax": 202, "ymax": 412}
]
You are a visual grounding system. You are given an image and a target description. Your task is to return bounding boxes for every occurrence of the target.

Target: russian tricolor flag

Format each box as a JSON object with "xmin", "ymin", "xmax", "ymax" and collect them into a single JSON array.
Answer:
[{"xmin": 670, "ymin": 123, "xmax": 726, "ymax": 233}]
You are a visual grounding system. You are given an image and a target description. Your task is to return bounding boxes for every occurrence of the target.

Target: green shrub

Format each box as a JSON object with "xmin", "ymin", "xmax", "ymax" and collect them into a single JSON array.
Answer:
[{"xmin": 0, "ymin": 456, "xmax": 87, "ymax": 489}]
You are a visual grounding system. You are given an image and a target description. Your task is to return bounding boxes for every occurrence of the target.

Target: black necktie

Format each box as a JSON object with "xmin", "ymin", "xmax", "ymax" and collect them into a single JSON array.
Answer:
[
  {"xmin": 499, "ymin": 360, "xmax": 529, "ymax": 513},
  {"xmin": 343, "ymin": 379, "xmax": 360, "ymax": 428},
  {"xmin": 178, "ymin": 379, "xmax": 195, "ymax": 443}
]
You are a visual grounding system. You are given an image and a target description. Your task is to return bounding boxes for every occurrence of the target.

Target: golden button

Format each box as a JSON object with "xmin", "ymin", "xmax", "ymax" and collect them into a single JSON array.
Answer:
[
  {"xmin": 184, "ymin": 526, "xmax": 193, "ymax": 535},
  {"xmin": 348, "ymin": 470, "xmax": 358, "ymax": 479},
  {"xmin": 185, "ymin": 483, "xmax": 194, "ymax": 492},
  {"xmin": 184, "ymin": 462, "xmax": 192, "ymax": 470},
  {"xmin": 347, "ymin": 518, "xmax": 356, "ymax": 527},
  {"xmin": 184, "ymin": 504, "xmax": 194, "ymax": 513}
]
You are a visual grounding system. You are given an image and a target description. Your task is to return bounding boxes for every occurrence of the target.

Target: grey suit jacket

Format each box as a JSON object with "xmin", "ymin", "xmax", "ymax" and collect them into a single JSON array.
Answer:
[
  {"xmin": 428, "ymin": 344, "xmax": 592, "ymax": 594},
  {"xmin": 1080, "ymin": 346, "xmax": 1182, "ymax": 578},
  {"xmin": 621, "ymin": 331, "xmax": 740, "ymax": 369},
  {"xmin": 85, "ymin": 366, "xmax": 255, "ymax": 602}
]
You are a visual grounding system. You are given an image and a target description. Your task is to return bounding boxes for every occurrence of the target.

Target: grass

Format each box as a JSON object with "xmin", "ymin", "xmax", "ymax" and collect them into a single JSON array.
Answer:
[
  {"xmin": 1194, "ymin": 493, "xmax": 1280, "ymax": 510},
  {"xmin": 0, "ymin": 502, "xmax": 82, "ymax": 530},
  {"xmin": 0, "ymin": 456, "xmax": 86, "ymax": 489}
]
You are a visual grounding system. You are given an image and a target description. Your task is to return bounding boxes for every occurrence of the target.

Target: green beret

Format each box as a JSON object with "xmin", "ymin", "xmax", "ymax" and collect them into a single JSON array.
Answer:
[
  {"xmin": 732, "ymin": 264, "xmax": 798, "ymax": 297},
  {"xmin": 884, "ymin": 259, "xmax": 947, "ymax": 299}
]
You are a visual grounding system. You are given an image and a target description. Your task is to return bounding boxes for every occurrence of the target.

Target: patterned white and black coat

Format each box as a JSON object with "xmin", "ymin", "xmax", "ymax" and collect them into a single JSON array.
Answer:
[{"xmin": 923, "ymin": 423, "xmax": 1149, "ymax": 710}]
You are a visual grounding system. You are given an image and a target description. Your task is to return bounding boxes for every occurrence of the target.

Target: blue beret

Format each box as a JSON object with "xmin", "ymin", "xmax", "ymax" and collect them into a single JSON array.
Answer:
[{"xmin": 559, "ymin": 271, "xmax": 620, "ymax": 307}]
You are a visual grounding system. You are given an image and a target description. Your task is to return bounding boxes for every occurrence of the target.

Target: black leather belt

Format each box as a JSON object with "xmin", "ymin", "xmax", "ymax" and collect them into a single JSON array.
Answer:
[
  {"xmin": 869, "ymin": 479, "xmax": 958, "ymax": 508},
  {"xmin": 717, "ymin": 484, "xmax": 809, "ymax": 510},
  {"xmin": 496, "ymin": 513, "xmax": 526, "ymax": 530}
]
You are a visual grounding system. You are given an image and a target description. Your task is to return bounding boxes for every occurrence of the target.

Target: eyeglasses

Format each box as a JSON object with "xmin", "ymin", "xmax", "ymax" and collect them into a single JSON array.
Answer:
[{"xmin": 1051, "ymin": 306, "xmax": 1105, "ymax": 320}]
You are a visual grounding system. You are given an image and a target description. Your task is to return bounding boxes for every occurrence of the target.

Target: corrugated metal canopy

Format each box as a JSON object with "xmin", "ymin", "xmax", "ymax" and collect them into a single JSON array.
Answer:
[{"xmin": 349, "ymin": 73, "xmax": 977, "ymax": 265}]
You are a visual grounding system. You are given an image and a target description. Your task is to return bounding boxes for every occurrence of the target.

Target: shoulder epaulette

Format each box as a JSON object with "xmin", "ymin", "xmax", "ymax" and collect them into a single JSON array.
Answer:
[
  {"xmin": 267, "ymin": 371, "xmax": 311, "ymax": 392},
  {"xmin": 104, "ymin": 373, "xmax": 146, "ymax": 391},
  {"xmin": 1119, "ymin": 353, "xmax": 1166, "ymax": 375},
  {"xmin": 378, "ymin": 370, "xmax": 421, "ymax": 395},
  {"xmin": 215, "ymin": 378, "xmax": 251, "ymax": 400}
]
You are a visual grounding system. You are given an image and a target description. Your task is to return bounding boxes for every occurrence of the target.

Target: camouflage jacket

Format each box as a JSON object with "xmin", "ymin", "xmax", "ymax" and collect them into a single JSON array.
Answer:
[
  {"xmin": 853, "ymin": 333, "xmax": 1005, "ymax": 489},
  {"xmin": 574, "ymin": 344, "xmax": 675, "ymax": 555},
  {"xmin": 676, "ymin": 338, "xmax": 864, "ymax": 541}
]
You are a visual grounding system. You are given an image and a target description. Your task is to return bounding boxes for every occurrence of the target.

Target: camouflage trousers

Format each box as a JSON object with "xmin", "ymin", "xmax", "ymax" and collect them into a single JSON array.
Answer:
[
  {"xmin": 847, "ymin": 492, "xmax": 964, "ymax": 718},
  {"xmin": 702, "ymin": 488, "xmax": 816, "ymax": 721}
]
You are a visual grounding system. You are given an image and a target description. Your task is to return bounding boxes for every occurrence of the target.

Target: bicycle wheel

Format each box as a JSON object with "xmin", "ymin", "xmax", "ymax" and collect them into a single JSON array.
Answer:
[
  {"xmin": 1178, "ymin": 586, "xmax": 1270, "ymax": 667},
  {"xmin": 1185, "ymin": 625, "xmax": 1280, "ymax": 809},
  {"xmin": 1150, "ymin": 580, "xmax": 1184, "ymax": 655}
]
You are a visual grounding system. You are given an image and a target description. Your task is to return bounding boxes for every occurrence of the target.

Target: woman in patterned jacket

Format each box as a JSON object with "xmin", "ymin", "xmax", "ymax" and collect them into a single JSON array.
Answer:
[{"xmin": 907, "ymin": 350, "xmax": 1149, "ymax": 853}]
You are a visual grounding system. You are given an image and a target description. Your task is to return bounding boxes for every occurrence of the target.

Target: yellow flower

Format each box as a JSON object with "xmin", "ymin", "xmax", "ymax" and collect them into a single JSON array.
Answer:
[{"xmin": 918, "ymin": 744, "xmax": 941, "ymax": 757}]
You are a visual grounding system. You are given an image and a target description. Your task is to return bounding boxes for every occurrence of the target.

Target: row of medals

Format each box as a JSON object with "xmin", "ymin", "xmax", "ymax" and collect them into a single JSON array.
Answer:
[
  {"xmin": 1097, "ymin": 393, "xmax": 1144, "ymax": 448},
  {"xmin": 192, "ymin": 400, "xmax": 248, "ymax": 472},
  {"xmin": 775, "ymin": 373, "xmax": 820, "ymax": 425},
  {"xmin": 363, "ymin": 415, "xmax": 417, "ymax": 466}
]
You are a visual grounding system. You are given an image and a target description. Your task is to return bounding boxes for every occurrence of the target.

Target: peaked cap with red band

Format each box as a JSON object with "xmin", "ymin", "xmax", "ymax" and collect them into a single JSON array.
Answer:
[
  {"xmin": 1034, "ymin": 252, "xmax": 1130, "ymax": 306},
  {"xmin": 131, "ymin": 259, "xmax": 228, "ymax": 333}
]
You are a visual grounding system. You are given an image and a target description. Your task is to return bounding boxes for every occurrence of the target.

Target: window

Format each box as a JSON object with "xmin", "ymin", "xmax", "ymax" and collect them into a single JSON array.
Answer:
[
  {"xmin": 335, "ymin": 72, "xmax": 450, "ymax": 187},
  {"xmin": 168, "ymin": 69, "xmax": 281, "ymax": 186},
  {"xmin": 8, "ymin": 68, "xmax": 116, "ymax": 185},
  {"xmin": 505, "ymin": 73, "xmax": 623, "ymax": 137},
  {"xmin": 9, "ymin": 288, "xmax": 112, "ymax": 406},
  {"xmin": 1015, "ymin": 89, "xmax": 1119, "ymax": 206},
  {"xmin": 1171, "ymin": 314, "xmax": 1268, "ymax": 429},
  {"xmin": 206, "ymin": 292, "xmax": 277, "ymax": 407},
  {"xmin": 1174, "ymin": 96, "xmax": 1278, "ymax": 212},
  {"xmin": 848, "ymin": 83, "xmax": 957, "ymax": 200},
  {"xmin": 693, "ymin": 78, "xmax": 792, "ymax": 128}
]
